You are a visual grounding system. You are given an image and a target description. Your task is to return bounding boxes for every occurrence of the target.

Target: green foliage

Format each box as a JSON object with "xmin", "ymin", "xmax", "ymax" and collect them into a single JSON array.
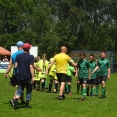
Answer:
[{"xmin": 0, "ymin": 0, "xmax": 117, "ymax": 56}]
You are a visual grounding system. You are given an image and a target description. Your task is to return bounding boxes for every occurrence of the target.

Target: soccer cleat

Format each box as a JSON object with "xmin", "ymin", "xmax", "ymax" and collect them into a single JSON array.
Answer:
[
  {"xmin": 46, "ymin": 90, "xmax": 51, "ymax": 93},
  {"xmin": 24, "ymin": 105, "xmax": 32, "ymax": 108},
  {"xmin": 95, "ymin": 94, "xmax": 99, "ymax": 96},
  {"xmin": 68, "ymin": 93, "xmax": 72, "ymax": 95},
  {"xmin": 80, "ymin": 97, "xmax": 85, "ymax": 101},
  {"xmin": 62, "ymin": 95, "xmax": 65, "ymax": 99},
  {"xmin": 21, "ymin": 101, "xmax": 26, "ymax": 105},
  {"xmin": 101, "ymin": 95, "xmax": 106, "ymax": 99},
  {"xmin": 58, "ymin": 96, "xmax": 64, "ymax": 100},
  {"xmin": 9, "ymin": 99, "xmax": 14, "ymax": 107},
  {"xmin": 13, "ymin": 99, "xmax": 19, "ymax": 109}
]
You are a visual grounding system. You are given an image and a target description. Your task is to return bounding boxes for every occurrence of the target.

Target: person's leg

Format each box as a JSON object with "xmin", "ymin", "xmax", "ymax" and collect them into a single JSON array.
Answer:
[
  {"xmin": 91, "ymin": 84, "xmax": 96, "ymax": 96},
  {"xmin": 14, "ymin": 81, "xmax": 25, "ymax": 109},
  {"xmin": 55, "ymin": 80, "xmax": 58, "ymax": 93},
  {"xmin": 25, "ymin": 82, "xmax": 32, "ymax": 108},
  {"xmin": 101, "ymin": 76, "xmax": 107, "ymax": 98},
  {"xmin": 41, "ymin": 78, "xmax": 45, "ymax": 91},
  {"xmin": 47, "ymin": 78, "xmax": 53, "ymax": 92},
  {"xmin": 80, "ymin": 79, "xmax": 87, "ymax": 100},
  {"xmin": 77, "ymin": 80, "xmax": 80, "ymax": 94},
  {"xmin": 37, "ymin": 80, "xmax": 40, "ymax": 91}
]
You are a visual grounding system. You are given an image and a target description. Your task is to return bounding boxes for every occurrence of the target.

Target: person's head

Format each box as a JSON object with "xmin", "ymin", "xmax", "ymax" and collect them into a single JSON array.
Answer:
[
  {"xmin": 22, "ymin": 43, "xmax": 31, "ymax": 53},
  {"xmin": 34, "ymin": 57, "xmax": 38, "ymax": 62},
  {"xmin": 37, "ymin": 56, "xmax": 40, "ymax": 61},
  {"xmin": 79, "ymin": 51, "xmax": 86, "ymax": 60},
  {"xmin": 16, "ymin": 41, "xmax": 24, "ymax": 50},
  {"xmin": 89, "ymin": 53, "xmax": 95, "ymax": 62},
  {"xmin": 42, "ymin": 53, "xmax": 47, "ymax": 60},
  {"xmin": 100, "ymin": 51, "xmax": 107, "ymax": 59},
  {"xmin": 95, "ymin": 58, "xmax": 98, "ymax": 63},
  {"xmin": 61, "ymin": 46, "xmax": 67, "ymax": 53}
]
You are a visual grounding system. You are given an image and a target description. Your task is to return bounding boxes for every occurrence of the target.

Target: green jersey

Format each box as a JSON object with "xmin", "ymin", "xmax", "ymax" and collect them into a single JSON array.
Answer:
[
  {"xmin": 77, "ymin": 59, "xmax": 90, "ymax": 79},
  {"xmin": 89, "ymin": 61, "xmax": 97, "ymax": 79},
  {"xmin": 67, "ymin": 64, "xmax": 74, "ymax": 76},
  {"xmin": 97, "ymin": 58, "xmax": 110, "ymax": 76}
]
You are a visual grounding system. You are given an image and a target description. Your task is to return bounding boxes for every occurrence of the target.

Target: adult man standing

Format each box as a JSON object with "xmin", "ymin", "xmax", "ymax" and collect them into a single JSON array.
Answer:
[
  {"xmin": 5, "ymin": 41, "xmax": 25, "ymax": 106},
  {"xmin": 13, "ymin": 43, "xmax": 34, "ymax": 109},
  {"xmin": 46, "ymin": 46, "xmax": 74, "ymax": 100}
]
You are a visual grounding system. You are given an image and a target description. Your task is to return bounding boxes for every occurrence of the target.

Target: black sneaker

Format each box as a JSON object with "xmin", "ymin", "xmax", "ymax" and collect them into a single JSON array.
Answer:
[
  {"xmin": 46, "ymin": 90, "xmax": 51, "ymax": 93},
  {"xmin": 13, "ymin": 99, "xmax": 19, "ymax": 109},
  {"xmin": 21, "ymin": 101, "xmax": 26, "ymax": 105},
  {"xmin": 24, "ymin": 105, "xmax": 32, "ymax": 108},
  {"xmin": 101, "ymin": 95, "xmax": 106, "ymax": 99},
  {"xmin": 9, "ymin": 99, "xmax": 14, "ymax": 107},
  {"xmin": 62, "ymin": 95, "xmax": 65, "ymax": 99},
  {"xmin": 58, "ymin": 96, "xmax": 64, "ymax": 100}
]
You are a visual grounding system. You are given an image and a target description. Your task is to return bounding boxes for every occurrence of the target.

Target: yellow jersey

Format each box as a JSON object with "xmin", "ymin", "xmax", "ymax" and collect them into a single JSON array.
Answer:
[{"xmin": 54, "ymin": 53, "xmax": 70, "ymax": 74}]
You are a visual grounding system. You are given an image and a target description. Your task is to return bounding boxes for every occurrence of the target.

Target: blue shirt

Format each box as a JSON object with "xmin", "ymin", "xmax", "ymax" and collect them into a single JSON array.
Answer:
[
  {"xmin": 16, "ymin": 53, "xmax": 34, "ymax": 80},
  {"xmin": 11, "ymin": 50, "xmax": 24, "ymax": 75}
]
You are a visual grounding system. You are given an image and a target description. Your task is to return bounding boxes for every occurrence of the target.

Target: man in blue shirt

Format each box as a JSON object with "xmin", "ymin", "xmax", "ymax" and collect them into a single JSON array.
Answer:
[
  {"xmin": 13, "ymin": 43, "xmax": 34, "ymax": 109},
  {"xmin": 5, "ymin": 41, "xmax": 25, "ymax": 106}
]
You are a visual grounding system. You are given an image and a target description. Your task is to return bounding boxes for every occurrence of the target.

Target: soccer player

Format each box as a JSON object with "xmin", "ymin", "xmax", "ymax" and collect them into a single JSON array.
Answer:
[
  {"xmin": 66, "ymin": 62, "xmax": 75, "ymax": 95},
  {"xmin": 91, "ymin": 51, "xmax": 110, "ymax": 99},
  {"xmin": 95, "ymin": 58, "xmax": 100, "ymax": 96},
  {"xmin": 38, "ymin": 54, "xmax": 49, "ymax": 92},
  {"xmin": 46, "ymin": 46, "xmax": 75, "ymax": 100},
  {"xmin": 33, "ymin": 57, "xmax": 40, "ymax": 90},
  {"xmin": 47, "ymin": 57, "xmax": 58, "ymax": 93},
  {"xmin": 75, "ymin": 51, "xmax": 90, "ymax": 100},
  {"xmin": 89, "ymin": 54, "xmax": 97, "ymax": 97},
  {"xmin": 13, "ymin": 43, "xmax": 34, "ymax": 109}
]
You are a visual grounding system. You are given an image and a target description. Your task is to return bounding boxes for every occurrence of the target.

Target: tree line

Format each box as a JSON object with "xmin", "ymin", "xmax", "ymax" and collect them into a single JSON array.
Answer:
[{"xmin": 0, "ymin": 0, "xmax": 117, "ymax": 58}]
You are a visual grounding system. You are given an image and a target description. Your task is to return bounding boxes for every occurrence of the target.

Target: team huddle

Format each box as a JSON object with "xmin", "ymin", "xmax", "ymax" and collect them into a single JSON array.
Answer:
[{"xmin": 5, "ymin": 41, "xmax": 110, "ymax": 110}]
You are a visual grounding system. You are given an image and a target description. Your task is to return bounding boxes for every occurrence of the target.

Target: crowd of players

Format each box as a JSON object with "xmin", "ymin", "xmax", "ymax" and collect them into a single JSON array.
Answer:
[{"xmin": 5, "ymin": 41, "xmax": 110, "ymax": 109}]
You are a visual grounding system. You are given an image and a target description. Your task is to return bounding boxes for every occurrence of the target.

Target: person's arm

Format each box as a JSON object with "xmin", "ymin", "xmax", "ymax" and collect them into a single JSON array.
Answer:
[
  {"xmin": 88, "ymin": 68, "xmax": 91, "ymax": 80},
  {"xmin": 107, "ymin": 68, "xmax": 110, "ymax": 79},
  {"xmin": 5, "ymin": 57, "xmax": 13, "ymax": 78},
  {"xmin": 30, "ymin": 65, "xmax": 34, "ymax": 83},
  {"xmin": 33, "ymin": 65, "xmax": 42, "ymax": 72},
  {"xmin": 91, "ymin": 66, "xmax": 99, "ymax": 74},
  {"xmin": 46, "ymin": 59, "xmax": 55, "ymax": 74}
]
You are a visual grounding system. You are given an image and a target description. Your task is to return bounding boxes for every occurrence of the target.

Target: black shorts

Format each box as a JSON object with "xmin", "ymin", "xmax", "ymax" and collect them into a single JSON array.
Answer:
[
  {"xmin": 100, "ymin": 76, "xmax": 107, "ymax": 83},
  {"xmin": 10, "ymin": 75, "xmax": 17, "ymax": 86},
  {"xmin": 90, "ymin": 79, "xmax": 97, "ymax": 85},
  {"xmin": 66, "ymin": 75, "xmax": 72, "ymax": 82},
  {"xmin": 79, "ymin": 78, "xmax": 87, "ymax": 84},
  {"xmin": 56, "ymin": 73, "xmax": 67, "ymax": 83},
  {"xmin": 87, "ymin": 79, "xmax": 91, "ymax": 84},
  {"xmin": 96, "ymin": 76, "xmax": 100, "ymax": 85}
]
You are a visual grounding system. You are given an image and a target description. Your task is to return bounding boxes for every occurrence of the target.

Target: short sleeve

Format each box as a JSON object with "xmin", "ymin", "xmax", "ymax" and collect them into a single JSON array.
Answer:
[
  {"xmin": 107, "ymin": 60, "xmax": 110, "ymax": 68},
  {"xmin": 30, "ymin": 55, "xmax": 34, "ymax": 65}
]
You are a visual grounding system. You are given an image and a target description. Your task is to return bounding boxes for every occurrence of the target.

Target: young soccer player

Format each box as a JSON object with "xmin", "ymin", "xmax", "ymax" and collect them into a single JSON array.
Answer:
[
  {"xmin": 76, "ymin": 51, "xmax": 90, "ymax": 100},
  {"xmin": 33, "ymin": 57, "xmax": 40, "ymax": 90},
  {"xmin": 38, "ymin": 54, "xmax": 49, "ymax": 92},
  {"xmin": 47, "ymin": 57, "xmax": 58, "ymax": 93},
  {"xmin": 92, "ymin": 51, "xmax": 110, "ymax": 99},
  {"xmin": 89, "ymin": 54, "xmax": 97, "ymax": 97},
  {"xmin": 95, "ymin": 58, "xmax": 100, "ymax": 96}
]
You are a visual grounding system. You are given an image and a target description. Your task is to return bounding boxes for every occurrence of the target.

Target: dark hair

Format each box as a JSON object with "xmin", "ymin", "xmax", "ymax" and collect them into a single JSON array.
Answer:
[
  {"xmin": 101, "ymin": 50, "xmax": 107, "ymax": 54},
  {"xmin": 90, "ymin": 53, "xmax": 94, "ymax": 57},
  {"xmin": 23, "ymin": 48, "xmax": 29, "ymax": 53},
  {"xmin": 79, "ymin": 51, "xmax": 86, "ymax": 57}
]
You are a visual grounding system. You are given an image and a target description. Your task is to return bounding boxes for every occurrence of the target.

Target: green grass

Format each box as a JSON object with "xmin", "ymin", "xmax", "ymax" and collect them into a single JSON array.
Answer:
[{"xmin": 0, "ymin": 73, "xmax": 117, "ymax": 117}]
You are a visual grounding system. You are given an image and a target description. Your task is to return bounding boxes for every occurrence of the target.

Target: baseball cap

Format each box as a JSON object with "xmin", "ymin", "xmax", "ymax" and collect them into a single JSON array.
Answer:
[
  {"xmin": 16, "ymin": 41, "xmax": 24, "ymax": 47},
  {"xmin": 23, "ymin": 43, "xmax": 32, "ymax": 50}
]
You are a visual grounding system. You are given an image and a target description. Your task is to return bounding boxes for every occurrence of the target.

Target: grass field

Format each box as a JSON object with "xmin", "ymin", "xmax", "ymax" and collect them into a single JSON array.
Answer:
[{"xmin": 0, "ymin": 73, "xmax": 117, "ymax": 117}]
